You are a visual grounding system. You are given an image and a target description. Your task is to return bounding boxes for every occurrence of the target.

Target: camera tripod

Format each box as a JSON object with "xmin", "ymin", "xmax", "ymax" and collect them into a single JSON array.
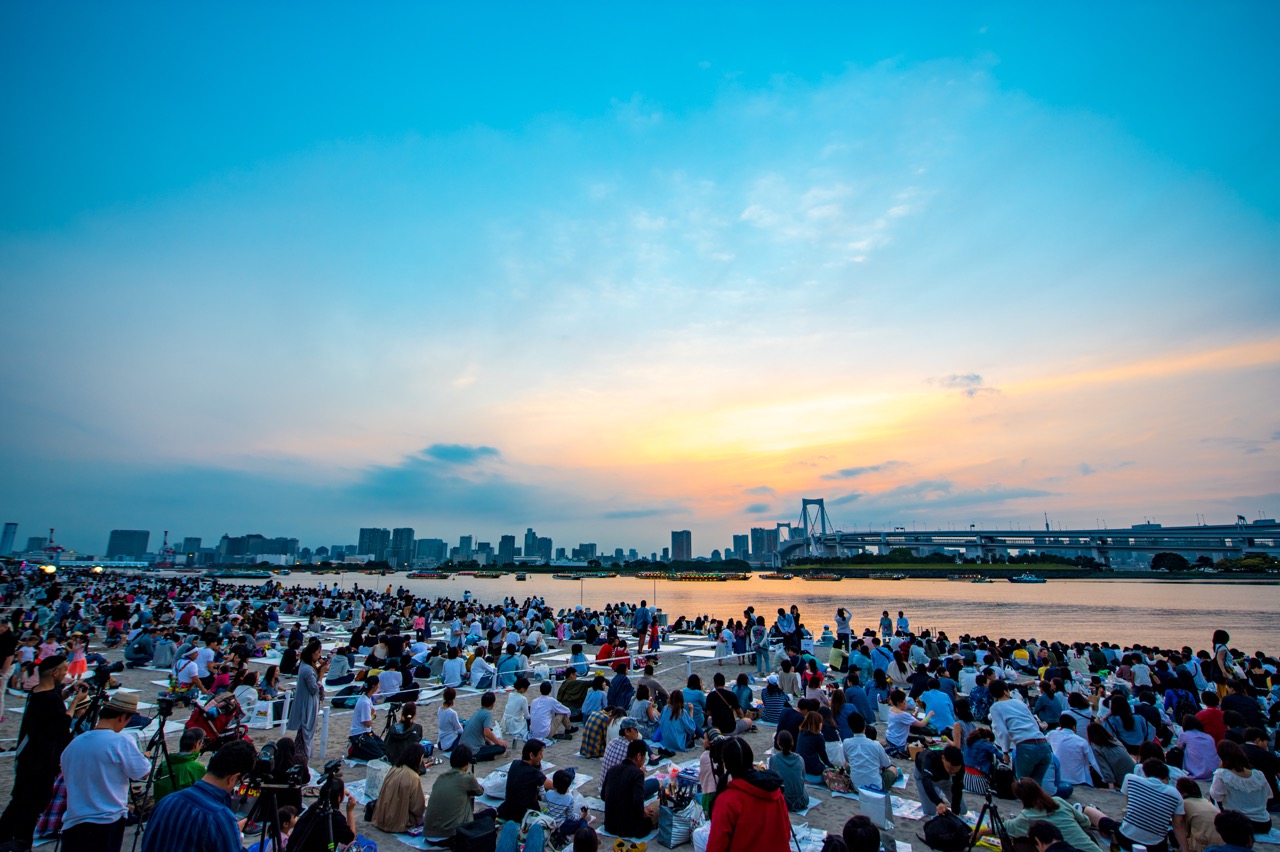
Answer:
[
  {"xmin": 128, "ymin": 699, "xmax": 177, "ymax": 852},
  {"xmin": 968, "ymin": 789, "xmax": 1013, "ymax": 852},
  {"xmin": 286, "ymin": 760, "xmax": 344, "ymax": 852},
  {"xmin": 242, "ymin": 782, "xmax": 295, "ymax": 852}
]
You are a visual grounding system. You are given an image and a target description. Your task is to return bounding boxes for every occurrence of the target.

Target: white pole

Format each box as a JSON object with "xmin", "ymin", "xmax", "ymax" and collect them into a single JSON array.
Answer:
[{"xmin": 318, "ymin": 705, "xmax": 331, "ymax": 760}]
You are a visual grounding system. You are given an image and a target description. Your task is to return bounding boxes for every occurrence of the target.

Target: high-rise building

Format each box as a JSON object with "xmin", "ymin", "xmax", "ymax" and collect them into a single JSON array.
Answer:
[
  {"xmin": 315, "ymin": 546, "xmax": 331, "ymax": 561},
  {"xmin": 524, "ymin": 528, "xmax": 539, "ymax": 560},
  {"xmin": 572, "ymin": 543, "xmax": 597, "ymax": 560},
  {"xmin": 661, "ymin": 546, "xmax": 670, "ymax": 562},
  {"xmin": 750, "ymin": 527, "xmax": 782, "ymax": 561},
  {"xmin": 0, "ymin": 523, "xmax": 16, "ymax": 556},
  {"xmin": 732, "ymin": 535, "xmax": 749, "ymax": 560},
  {"xmin": 182, "ymin": 537, "xmax": 202, "ymax": 565},
  {"xmin": 358, "ymin": 528, "xmax": 390, "ymax": 561},
  {"xmin": 671, "ymin": 530, "xmax": 692, "ymax": 562},
  {"xmin": 711, "ymin": 549, "xmax": 722, "ymax": 561},
  {"xmin": 107, "ymin": 529, "xmax": 150, "ymax": 560},
  {"xmin": 498, "ymin": 535, "xmax": 517, "ymax": 566},
  {"xmin": 613, "ymin": 548, "xmax": 624, "ymax": 562},
  {"xmin": 25, "ymin": 536, "xmax": 48, "ymax": 554},
  {"xmin": 458, "ymin": 535, "xmax": 474, "ymax": 561},
  {"xmin": 389, "ymin": 528, "xmax": 415, "ymax": 568},
  {"xmin": 555, "ymin": 547, "xmax": 567, "ymax": 560},
  {"xmin": 415, "ymin": 538, "xmax": 447, "ymax": 563}
]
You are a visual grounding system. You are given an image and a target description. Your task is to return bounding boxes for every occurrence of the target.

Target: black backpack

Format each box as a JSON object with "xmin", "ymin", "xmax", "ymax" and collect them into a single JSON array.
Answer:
[
  {"xmin": 921, "ymin": 812, "xmax": 972, "ymax": 852},
  {"xmin": 1171, "ymin": 690, "xmax": 1199, "ymax": 725}
]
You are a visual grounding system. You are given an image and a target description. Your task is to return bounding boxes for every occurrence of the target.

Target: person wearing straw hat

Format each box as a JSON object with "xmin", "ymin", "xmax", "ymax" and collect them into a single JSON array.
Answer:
[{"xmin": 59, "ymin": 691, "xmax": 152, "ymax": 852}]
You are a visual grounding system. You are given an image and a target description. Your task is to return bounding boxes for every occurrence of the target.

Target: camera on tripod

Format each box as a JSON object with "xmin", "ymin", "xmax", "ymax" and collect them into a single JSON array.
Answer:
[
  {"xmin": 387, "ymin": 701, "xmax": 403, "ymax": 714},
  {"xmin": 93, "ymin": 660, "xmax": 124, "ymax": 687}
]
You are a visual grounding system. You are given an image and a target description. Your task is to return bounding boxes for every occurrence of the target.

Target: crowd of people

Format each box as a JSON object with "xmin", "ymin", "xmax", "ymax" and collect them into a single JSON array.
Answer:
[{"xmin": 0, "ymin": 562, "xmax": 1276, "ymax": 852}]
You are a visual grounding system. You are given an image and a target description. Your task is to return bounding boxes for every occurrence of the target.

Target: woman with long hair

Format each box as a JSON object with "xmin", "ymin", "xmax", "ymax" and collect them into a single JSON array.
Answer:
[
  {"xmin": 285, "ymin": 642, "xmax": 327, "ymax": 761},
  {"xmin": 1210, "ymin": 740, "xmax": 1272, "ymax": 835},
  {"xmin": 992, "ymin": 778, "xmax": 1103, "ymax": 852},
  {"xmin": 706, "ymin": 737, "xmax": 790, "ymax": 852},
  {"xmin": 385, "ymin": 702, "xmax": 426, "ymax": 768},
  {"xmin": 1103, "ymin": 693, "xmax": 1154, "ymax": 755},
  {"xmin": 1086, "ymin": 721, "xmax": 1135, "ymax": 787},
  {"xmin": 657, "ymin": 688, "xmax": 696, "ymax": 757}
]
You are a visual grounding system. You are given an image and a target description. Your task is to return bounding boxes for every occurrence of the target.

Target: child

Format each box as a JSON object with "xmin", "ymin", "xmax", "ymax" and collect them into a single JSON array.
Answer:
[
  {"xmin": 569, "ymin": 644, "xmax": 589, "ymax": 677},
  {"xmin": 543, "ymin": 769, "xmax": 580, "ymax": 823},
  {"xmin": 66, "ymin": 634, "xmax": 88, "ymax": 682},
  {"xmin": 503, "ymin": 677, "xmax": 531, "ymax": 745}
]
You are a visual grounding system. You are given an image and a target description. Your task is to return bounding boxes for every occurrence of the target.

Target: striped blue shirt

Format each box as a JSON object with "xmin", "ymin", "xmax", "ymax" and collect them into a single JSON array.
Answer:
[{"xmin": 141, "ymin": 779, "xmax": 242, "ymax": 852}]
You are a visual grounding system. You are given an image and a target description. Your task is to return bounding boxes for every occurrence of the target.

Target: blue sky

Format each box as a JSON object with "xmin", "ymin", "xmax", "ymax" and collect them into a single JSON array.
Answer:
[{"xmin": 2, "ymin": 3, "xmax": 1277, "ymax": 556}]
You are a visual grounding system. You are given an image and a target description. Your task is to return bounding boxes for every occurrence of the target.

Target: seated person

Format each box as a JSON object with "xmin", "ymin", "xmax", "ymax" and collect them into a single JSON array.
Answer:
[
  {"xmin": 153, "ymin": 728, "xmax": 207, "ymax": 801},
  {"xmin": 769, "ymin": 730, "xmax": 809, "ymax": 813},
  {"xmin": 497, "ymin": 740, "xmax": 556, "ymax": 822},
  {"xmin": 1079, "ymin": 759, "xmax": 1189, "ymax": 852},
  {"xmin": 602, "ymin": 739, "xmax": 660, "ymax": 838},
  {"xmin": 459, "ymin": 691, "xmax": 507, "ymax": 762},
  {"xmin": 371, "ymin": 743, "xmax": 427, "ymax": 832},
  {"xmin": 842, "ymin": 815, "xmax": 893, "ymax": 852},
  {"xmin": 286, "ymin": 779, "xmax": 358, "ymax": 852},
  {"xmin": 555, "ymin": 669, "xmax": 591, "ymax": 720},
  {"xmin": 1203, "ymin": 809, "xmax": 1258, "ymax": 852},
  {"xmin": 422, "ymin": 745, "xmax": 493, "ymax": 839}
]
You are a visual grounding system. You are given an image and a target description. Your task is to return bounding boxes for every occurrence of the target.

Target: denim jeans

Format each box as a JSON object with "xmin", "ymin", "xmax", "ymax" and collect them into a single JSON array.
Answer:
[
  {"xmin": 755, "ymin": 646, "xmax": 770, "ymax": 675},
  {"xmin": 1013, "ymin": 739, "xmax": 1053, "ymax": 785}
]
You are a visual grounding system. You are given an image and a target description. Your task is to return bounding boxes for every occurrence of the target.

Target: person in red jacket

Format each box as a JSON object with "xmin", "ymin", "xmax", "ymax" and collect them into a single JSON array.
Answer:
[
  {"xmin": 707, "ymin": 736, "xmax": 792, "ymax": 852},
  {"xmin": 1196, "ymin": 690, "xmax": 1227, "ymax": 744}
]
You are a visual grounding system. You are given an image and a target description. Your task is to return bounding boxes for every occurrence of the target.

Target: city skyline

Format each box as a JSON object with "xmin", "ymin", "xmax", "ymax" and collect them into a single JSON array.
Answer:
[{"xmin": 2, "ymin": 5, "xmax": 1277, "ymax": 553}]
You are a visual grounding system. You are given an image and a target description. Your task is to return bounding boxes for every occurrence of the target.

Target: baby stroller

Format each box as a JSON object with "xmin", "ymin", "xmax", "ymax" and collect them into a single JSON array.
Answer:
[{"xmin": 185, "ymin": 692, "xmax": 250, "ymax": 753}]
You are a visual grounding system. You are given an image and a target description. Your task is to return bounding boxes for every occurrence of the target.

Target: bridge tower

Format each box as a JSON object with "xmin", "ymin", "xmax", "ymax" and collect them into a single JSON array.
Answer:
[{"xmin": 798, "ymin": 498, "xmax": 835, "ymax": 557}]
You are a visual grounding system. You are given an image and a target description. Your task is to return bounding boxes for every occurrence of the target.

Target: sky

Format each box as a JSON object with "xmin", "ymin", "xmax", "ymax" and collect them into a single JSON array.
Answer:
[{"xmin": 2, "ymin": 3, "xmax": 1278, "ymax": 557}]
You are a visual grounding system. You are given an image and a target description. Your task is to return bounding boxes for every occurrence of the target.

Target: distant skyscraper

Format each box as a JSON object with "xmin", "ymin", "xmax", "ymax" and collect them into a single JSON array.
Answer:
[
  {"xmin": 389, "ymin": 527, "xmax": 415, "ymax": 567},
  {"xmin": 458, "ymin": 535, "xmax": 474, "ymax": 561},
  {"xmin": 555, "ymin": 547, "xmax": 567, "ymax": 560},
  {"xmin": 0, "ymin": 523, "xmax": 16, "ymax": 555},
  {"xmin": 711, "ymin": 549, "xmax": 722, "ymax": 561},
  {"xmin": 750, "ymin": 527, "xmax": 774, "ymax": 560},
  {"xmin": 537, "ymin": 537, "xmax": 553, "ymax": 563},
  {"xmin": 358, "ymin": 528, "xmax": 390, "ymax": 561},
  {"xmin": 498, "ymin": 535, "xmax": 516, "ymax": 565},
  {"xmin": 671, "ymin": 530, "xmax": 692, "ymax": 562},
  {"xmin": 613, "ymin": 547, "xmax": 624, "ymax": 562},
  {"xmin": 416, "ymin": 538, "xmax": 446, "ymax": 563},
  {"xmin": 25, "ymin": 536, "xmax": 48, "ymax": 554},
  {"xmin": 107, "ymin": 529, "xmax": 150, "ymax": 559},
  {"xmin": 524, "ymin": 528, "xmax": 538, "ymax": 560},
  {"xmin": 661, "ymin": 546, "xmax": 670, "ymax": 562},
  {"xmin": 732, "ymin": 535, "xmax": 749, "ymax": 560},
  {"xmin": 182, "ymin": 537, "xmax": 201, "ymax": 565}
]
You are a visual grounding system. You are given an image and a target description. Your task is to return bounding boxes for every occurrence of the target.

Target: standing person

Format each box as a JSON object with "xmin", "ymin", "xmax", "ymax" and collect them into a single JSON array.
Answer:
[
  {"xmin": 1210, "ymin": 630, "xmax": 1234, "ymax": 698},
  {"xmin": 0, "ymin": 655, "xmax": 80, "ymax": 847},
  {"xmin": 896, "ymin": 611, "xmax": 909, "ymax": 635},
  {"xmin": 989, "ymin": 680, "xmax": 1053, "ymax": 784},
  {"xmin": 706, "ymin": 737, "xmax": 790, "ymax": 852},
  {"xmin": 834, "ymin": 608, "xmax": 851, "ymax": 651},
  {"xmin": 141, "ymin": 740, "xmax": 257, "ymax": 852},
  {"xmin": 879, "ymin": 611, "xmax": 893, "ymax": 639},
  {"xmin": 286, "ymin": 643, "xmax": 326, "ymax": 762},
  {"xmin": 632, "ymin": 600, "xmax": 651, "ymax": 653},
  {"xmin": 752, "ymin": 616, "xmax": 771, "ymax": 676},
  {"xmin": 59, "ymin": 693, "xmax": 151, "ymax": 852}
]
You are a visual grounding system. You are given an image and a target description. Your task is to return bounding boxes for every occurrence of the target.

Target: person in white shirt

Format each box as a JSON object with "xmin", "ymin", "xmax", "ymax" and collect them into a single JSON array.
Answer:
[
  {"xmin": 60, "ymin": 693, "xmax": 151, "ymax": 851},
  {"xmin": 1046, "ymin": 714, "xmax": 1101, "ymax": 787},
  {"xmin": 349, "ymin": 678, "xmax": 380, "ymax": 743},
  {"xmin": 437, "ymin": 687, "xmax": 465, "ymax": 752},
  {"xmin": 989, "ymin": 680, "xmax": 1053, "ymax": 785},
  {"xmin": 503, "ymin": 678, "xmax": 531, "ymax": 744},
  {"xmin": 441, "ymin": 647, "xmax": 465, "ymax": 687},
  {"xmin": 470, "ymin": 654, "xmax": 496, "ymax": 689},
  {"xmin": 842, "ymin": 712, "xmax": 900, "ymax": 791},
  {"xmin": 377, "ymin": 667, "xmax": 403, "ymax": 697},
  {"xmin": 529, "ymin": 681, "xmax": 574, "ymax": 741}
]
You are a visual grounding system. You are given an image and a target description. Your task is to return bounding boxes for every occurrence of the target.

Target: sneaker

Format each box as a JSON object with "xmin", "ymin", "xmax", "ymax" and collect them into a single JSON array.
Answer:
[{"xmin": 1071, "ymin": 803, "xmax": 1084, "ymax": 815}]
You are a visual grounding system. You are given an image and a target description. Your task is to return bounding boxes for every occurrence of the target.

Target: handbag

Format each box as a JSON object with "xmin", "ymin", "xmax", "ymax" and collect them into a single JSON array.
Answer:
[
  {"xmin": 825, "ymin": 740, "xmax": 848, "ymax": 768},
  {"xmin": 657, "ymin": 800, "xmax": 705, "ymax": 848},
  {"xmin": 822, "ymin": 766, "xmax": 854, "ymax": 793},
  {"xmin": 519, "ymin": 810, "xmax": 557, "ymax": 850},
  {"xmin": 480, "ymin": 769, "xmax": 507, "ymax": 799},
  {"xmin": 454, "ymin": 812, "xmax": 497, "ymax": 852},
  {"xmin": 857, "ymin": 786, "xmax": 893, "ymax": 830}
]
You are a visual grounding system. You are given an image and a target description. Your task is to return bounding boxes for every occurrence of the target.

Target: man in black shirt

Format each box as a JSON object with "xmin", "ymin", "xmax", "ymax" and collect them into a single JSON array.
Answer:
[
  {"xmin": 707, "ymin": 672, "xmax": 742, "ymax": 734},
  {"xmin": 1221, "ymin": 680, "xmax": 1267, "ymax": 729},
  {"xmin": 0, "ymin": 655, "xmax": 83, "ymax": 846},
  {"xmin": 497, "ymin": 740, "xmax": 555, "ymax": 822},
  {"xmin": 0, "ymin": 620, "xmax": 17, "ymax": 679},
  {"xmin": 914, "ymin": 744, "xmax": 965, "ymax": 816},
  {"xmin": 1241, "ymin": 727, "xmax": 1280, "ymax": 809},
  {"xmin": 603, "ymin": 739, "xmax": 659, "ymax": 838}
]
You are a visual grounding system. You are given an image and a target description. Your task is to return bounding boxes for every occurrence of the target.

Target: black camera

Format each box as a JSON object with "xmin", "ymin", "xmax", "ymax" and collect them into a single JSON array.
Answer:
[
  {"xmin": 255, "ymin": 741, "xmax": 278, "ymax": 780},
  {"xmin": 93, "ymin": 660, "xmax": 125, "ymax": 686},
  {"xmin": 321, "ymin": 758, "xmax": 343, "ymax": 780},
  {"xmin": 388, "ymin": 702, "xmax": 403, "ymax": 714},
  {"xmin": 156, "ymin": 695, "xmax": 176, "ymax": 717}
]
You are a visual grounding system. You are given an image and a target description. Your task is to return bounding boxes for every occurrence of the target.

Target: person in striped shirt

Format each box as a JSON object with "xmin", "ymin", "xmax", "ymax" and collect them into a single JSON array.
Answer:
[
  {"xmin": 1080, "ymin": 759, "xmax": 1189, "ymax": 852},
  {"xmin": 142, "ymin": 739, "xmax": 256, "ymax": 852}
]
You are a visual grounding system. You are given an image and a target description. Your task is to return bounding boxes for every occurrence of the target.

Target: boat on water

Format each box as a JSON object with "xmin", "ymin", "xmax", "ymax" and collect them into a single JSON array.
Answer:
[
  {"xmin": 1008, "ymin": 573, "xmax": 1047, "ymax": 584},
  {"xmin": 869, "ymin": 572, "xmax": 907, "ymax": 580},
  {"xmin": 515, "ymin": 573, "xmax": 527, "ymax": 581},
  {"xmin": 276, "ymin": 569, "xmax": 291, "ymax": 576},
  {"xmin": 552, "ymin": 571, "xmax": 618, "ymax": 580},
  {"xmin": 948, "ymin": 573, "xmax": 981, "ymax": 581},
  {"xmin": 800, "ymin": 573, "xmax": 841, "ymax": 581},
  {"xmin": 970, "ymin": 576, "xmax": 993, "ymax": 583},
  {"xmin": 759, "ymin": 573, "xmax": 793, "ymax": 580},
  {"xmin": 407, "ymin": 572, "xmax": 450, "ymax": 579},
  {"xmin": 473, "ymin": 571, "xmax": 504, "ymax": 579},
  {"xmin": 456, "ymin": 571, "xmax": 477, "ymax": 576},
  {"xmin": 635, "ymin": 571, "xmax": 671, "ymax": 580},
  {"xmin": 206, "ymin": 568, "xmax": 274, "ymax": 580},
  {"xmin": 174, "ymin": 567, "xmax": 205, "ymax": 574}
]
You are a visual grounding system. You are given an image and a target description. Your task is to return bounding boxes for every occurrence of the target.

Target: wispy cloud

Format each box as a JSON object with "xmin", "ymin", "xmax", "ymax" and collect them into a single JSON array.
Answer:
[
  {"xmin": 745, "ymin": 502, "xmax": 773, "ymax": 514},
  {"xmin": 423, "ymin": 444, "xmax": 501, "ymax": 465},
  {"xmin": 822, "ymin": 461, "xmax": 904, "ymax": 481}
]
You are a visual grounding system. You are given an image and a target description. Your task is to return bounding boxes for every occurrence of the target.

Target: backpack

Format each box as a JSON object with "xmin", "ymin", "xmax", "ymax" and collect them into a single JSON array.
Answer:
[
  {"xmin": 1171, "ymin": 691, "xmax": 1199, "ymax": 726},
  {"xmin": 921, "ymin": 812, "xmax": 971, "ymax": 852}
]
